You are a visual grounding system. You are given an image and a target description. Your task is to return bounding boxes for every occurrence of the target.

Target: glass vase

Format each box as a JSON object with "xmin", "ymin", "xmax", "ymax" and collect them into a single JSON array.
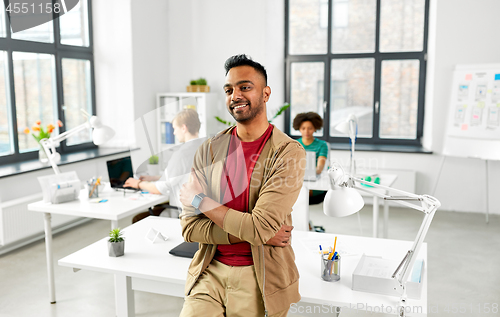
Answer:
[{"xmin": 39, "ymin": 145, "xmax": 49, "ymax": 164}]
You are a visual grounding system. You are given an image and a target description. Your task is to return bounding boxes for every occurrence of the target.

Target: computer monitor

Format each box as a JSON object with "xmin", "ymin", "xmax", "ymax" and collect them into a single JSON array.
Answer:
[{"xmin": 106, "ymin": 156, "xmax": 135, "ymax": 189}]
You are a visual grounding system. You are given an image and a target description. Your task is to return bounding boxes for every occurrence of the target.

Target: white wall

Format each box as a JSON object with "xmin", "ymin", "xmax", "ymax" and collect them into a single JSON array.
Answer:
[
  {"xmin": 166, "ymin": 0, "xmax": 286, "ymax": 130},
  {"xmin": 92, "ymin": 0, "xmax": 135, "ymax": 148},
  {"xmin": 93, "ymin": 0, "xmax": 170, "ymax": 167}
]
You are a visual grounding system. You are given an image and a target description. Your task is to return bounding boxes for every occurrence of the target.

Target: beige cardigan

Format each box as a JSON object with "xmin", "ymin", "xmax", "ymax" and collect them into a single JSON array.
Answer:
[{"xmin": 180, "ymin": 125, "xmax": 306, "ymax": 316}]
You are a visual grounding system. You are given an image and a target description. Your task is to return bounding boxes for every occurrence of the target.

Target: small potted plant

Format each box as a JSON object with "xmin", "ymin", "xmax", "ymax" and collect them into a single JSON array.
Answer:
[
  {"xmin": 147, "ymin": 155, "xmax": 160, "ymax": 176},
  {"xmin": 108, "ymin": 228, "xmax": 125, "ymax": 257},
  {"xmin": 186, "ymin": 78, "xmax": 210, "ymax": 92}
]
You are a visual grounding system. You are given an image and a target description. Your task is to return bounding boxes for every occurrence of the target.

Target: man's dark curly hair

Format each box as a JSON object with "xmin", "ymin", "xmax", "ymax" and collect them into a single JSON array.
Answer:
[
  {"xmin": 293, "ymin": 112, "xmax": 324, "ymax": 130},
  {"xmin": 224, "ymin": 54, "xmax": 267, "ymax": 85}
]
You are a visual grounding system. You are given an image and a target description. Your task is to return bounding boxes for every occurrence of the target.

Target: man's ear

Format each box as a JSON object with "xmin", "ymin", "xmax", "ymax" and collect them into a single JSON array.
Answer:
[{"xmin": 263, "ymin": 86, "xmax": 271, "ymax": 103}]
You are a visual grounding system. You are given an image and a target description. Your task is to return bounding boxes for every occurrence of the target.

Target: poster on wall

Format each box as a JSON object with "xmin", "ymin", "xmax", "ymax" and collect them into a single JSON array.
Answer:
[{"xmin": 447, "ymin": 68, "xmax": 500, "ymax": 140}]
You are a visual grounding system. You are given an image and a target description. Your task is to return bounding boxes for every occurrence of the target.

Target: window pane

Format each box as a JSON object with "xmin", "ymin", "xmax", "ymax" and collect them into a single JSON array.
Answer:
[
  {"xmin": 0, "ymin": 6, "xmax": 6, "ymax": 37},
  {"xmin": 330, "ymin": 58, "xmax": 374, "ymax": 138},
  {"xmin": 289, "ymin": 0, "xmax": 328, "ymax": 54},
  {"xmin": 290, "ymin": 62, "xmax": 324, "ymax": 136},
  {"xmin": 11, "ymin": 20, "xmax": 54, "ymax": 43},
  {"xmin": 0, "ymin": 52, "xmax": 12, "ymax": 156},
  {"xmin": 331, "ymin": 0, "xmax": 376, "ymax": 53},
  {"xmin": 62, "ymin": 58, "xmax": 92, "ymax": 145},
  {"xmin": 60, "ymin": 0, "xmax": 89, "ymax": 46},
  {"xmin": 14, "ymin": 52, "xmax": 58, "ymax": 152},
  {"xmin": 380, "ymin": 60, "xmax": 419, "ymax": 139},
  {"xmin": 380, "ymin": 0, "xmax": 425, "ymax": 52}
]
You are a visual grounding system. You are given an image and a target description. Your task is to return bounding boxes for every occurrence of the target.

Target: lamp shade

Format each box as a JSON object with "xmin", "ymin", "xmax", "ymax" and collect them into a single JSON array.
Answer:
[
  {"xmin": 323, "ymin": 186, "xmax": 365, "ymax": 217},
  {"xmin": 334, "ymin": 121, "xmax": 351, "ymax": 135},
  {"xmin": 89, "ymin": 116, "xmax": 115, "ymax": 145}
]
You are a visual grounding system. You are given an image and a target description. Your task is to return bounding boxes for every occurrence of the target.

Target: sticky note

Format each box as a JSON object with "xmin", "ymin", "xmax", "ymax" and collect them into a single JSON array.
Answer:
[
  {"xmin": 488, "ymin": 90, "xmax": 492, "ymax": 93},
  {"xmin": 477, "ymin": 102, "xmax": 485, "ymax": 108},
  {"xmin": 461, "ymin": 124, "xmax": 468, "ymax": 131},
  {"xmin": 497, "ymin": 103, "xmax": 500, "ymax": 108},
  {"xmin": 465, "ymin": 74, "xmax": 473, "ymax": 80},
  {"xmin": 495, "ymin": 74, "xmax": 500, "ymax": 81}
]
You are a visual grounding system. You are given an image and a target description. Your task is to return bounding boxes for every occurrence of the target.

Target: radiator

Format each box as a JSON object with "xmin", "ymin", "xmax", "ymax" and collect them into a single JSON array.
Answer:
[{"xmin": 0, "ymin": 193, "xmax": 82, "ymax": 248}]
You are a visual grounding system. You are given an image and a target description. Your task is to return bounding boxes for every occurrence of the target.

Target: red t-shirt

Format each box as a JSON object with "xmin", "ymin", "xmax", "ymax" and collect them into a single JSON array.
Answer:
[{"xmin": 214, "ymin": 124, "xmax": 274, "ymax": 266}]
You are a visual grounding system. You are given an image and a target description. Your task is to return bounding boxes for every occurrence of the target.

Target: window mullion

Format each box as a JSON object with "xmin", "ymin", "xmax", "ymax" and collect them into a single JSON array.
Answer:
[
  {"xmin": 373, "ymin": 56, "xmax": 382, "ymax": 143},
  {"xmin": 372, "ymin": 0, "xmax": 382, "ymax": 142},
  {"xmin": 54, "ymin": 54, "xmax": 67, "ymax": 152},
  {"xmin": 53, "ymin": 0, "xmax": 62, "ymax": 49},
  {"xmin": 324, "ymin": 0, "xmax": 333, "ymax": 139},
  {"xmin": 7, "ymin": 50, "xmax": 19, "ymax": 156}
]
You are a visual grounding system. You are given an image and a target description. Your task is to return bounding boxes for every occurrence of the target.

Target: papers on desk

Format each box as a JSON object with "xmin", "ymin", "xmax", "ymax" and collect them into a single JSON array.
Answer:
[
  {"xmin": 298, "ymin": 236, "xmax": 361, "ymax": 256},
  {"xmin": 127, "ymin": 192, "xmax": 160, "ymax": 201},
  {"xmin": 352, "ymin": 254, "xmax": 424, "ymax": 299}
]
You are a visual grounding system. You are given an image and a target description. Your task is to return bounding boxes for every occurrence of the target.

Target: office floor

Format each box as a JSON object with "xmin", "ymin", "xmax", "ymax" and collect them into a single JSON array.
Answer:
[{"xmin": 0, "ymin": 205, "xmax": 499, "ymax": 317}]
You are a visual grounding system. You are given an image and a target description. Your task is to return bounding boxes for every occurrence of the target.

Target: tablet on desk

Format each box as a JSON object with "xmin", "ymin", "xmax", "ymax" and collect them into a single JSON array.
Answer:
[{"xmin": 169, "ymin": 242, "xmax": 199, "ymax": 258}]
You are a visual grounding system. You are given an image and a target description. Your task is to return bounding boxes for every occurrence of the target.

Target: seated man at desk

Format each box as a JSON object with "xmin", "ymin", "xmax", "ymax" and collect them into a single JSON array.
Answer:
[
  {"xmin": 293, "ymin": 112, "xmax": 328, "ymax": 204},
  {"xmin": 124, "ymin": 109, "xmax": 205, "ymax": 221}
]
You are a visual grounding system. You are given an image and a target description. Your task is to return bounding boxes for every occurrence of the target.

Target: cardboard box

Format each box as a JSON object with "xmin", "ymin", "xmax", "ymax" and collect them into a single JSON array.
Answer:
[{"xmin": 352, "ymin": 254, "xmax": 424, "ymax": 299}]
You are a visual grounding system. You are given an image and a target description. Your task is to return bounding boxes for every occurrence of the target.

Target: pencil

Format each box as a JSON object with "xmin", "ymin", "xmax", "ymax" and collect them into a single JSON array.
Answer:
[{"xmin": 328, "ymin": 237, "xmax": 338, "ymax": 260}]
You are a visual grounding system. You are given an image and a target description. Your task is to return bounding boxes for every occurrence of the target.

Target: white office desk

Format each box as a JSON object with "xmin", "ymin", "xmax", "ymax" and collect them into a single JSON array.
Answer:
[
  {"xmin": 28, "ymin": 187, "xmax": 168, "ymax": 304},
  {"xmin": 295, "ymin": 172, "xmax": 398, "ymax": 238},
  {"xmin": 59, "ymin": 217, "xmax": 427, "ymax": 317}
]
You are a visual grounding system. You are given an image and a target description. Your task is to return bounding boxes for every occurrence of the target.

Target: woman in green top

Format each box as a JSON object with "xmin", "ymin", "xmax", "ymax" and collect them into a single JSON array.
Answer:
[
  {"xmin": 293, "ymin": 112, "xmax": 329, "ymax": 174},
  {"xmin": 293, "ymin": 112, "xmax": 329, "ymax": 207}
]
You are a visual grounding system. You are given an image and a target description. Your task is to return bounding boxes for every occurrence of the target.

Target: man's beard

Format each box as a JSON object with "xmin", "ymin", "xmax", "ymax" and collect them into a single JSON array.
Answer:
[{"xmin": 229, "ymin": 98, "xmax": 264, "ymax": 123}]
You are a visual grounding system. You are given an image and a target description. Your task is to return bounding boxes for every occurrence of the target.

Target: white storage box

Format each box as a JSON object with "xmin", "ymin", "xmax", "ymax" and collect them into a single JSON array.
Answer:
[
  {"xmin": 352, "ymin": 254, "xmax": 424, "ymax": 300},
  {"xmin": 37, "ymin": 171, "xmax": 81, "ymax": 204}
]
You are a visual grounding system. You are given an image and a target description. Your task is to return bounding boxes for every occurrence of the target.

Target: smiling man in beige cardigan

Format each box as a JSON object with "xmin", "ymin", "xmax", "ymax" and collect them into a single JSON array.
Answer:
[{"xmin": 179, "ymin": 54, "xmax": 306, "ymax": 317}]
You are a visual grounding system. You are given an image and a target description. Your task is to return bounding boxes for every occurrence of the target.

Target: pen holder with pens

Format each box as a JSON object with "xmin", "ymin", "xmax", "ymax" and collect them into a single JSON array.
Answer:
[
  {"xmin": 87, "ymin": 178, "xmax": 101, "ymax": 198},
  {"xmin": 321, "ymin": 253, "xmax": 341, "ymax": 282}
]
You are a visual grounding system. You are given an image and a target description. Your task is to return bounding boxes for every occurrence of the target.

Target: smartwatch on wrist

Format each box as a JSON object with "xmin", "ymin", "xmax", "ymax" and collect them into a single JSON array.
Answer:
[{"xmin": 191, "ymin": 193, "xmax": 207, "ymax": 210}]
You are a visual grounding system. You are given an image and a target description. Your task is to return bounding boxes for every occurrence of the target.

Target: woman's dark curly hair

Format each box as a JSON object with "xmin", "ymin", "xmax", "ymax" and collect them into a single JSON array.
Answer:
[{"xmin": 293, "ymin": 112, "xmax": 324, "ymax": 130}]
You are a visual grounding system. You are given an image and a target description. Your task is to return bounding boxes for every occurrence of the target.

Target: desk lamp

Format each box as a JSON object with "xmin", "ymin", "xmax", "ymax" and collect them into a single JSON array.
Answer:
[
  {"xmin": 334, "ymin": 113, "xmax": 358, "ymax": 179},
  {"xmin": 40, "ymin": 114, "xmax": 115, "ymax": 174},
  {"xmin": 323, "ymin": 162, "xmax": 440, "ymax": 316}
]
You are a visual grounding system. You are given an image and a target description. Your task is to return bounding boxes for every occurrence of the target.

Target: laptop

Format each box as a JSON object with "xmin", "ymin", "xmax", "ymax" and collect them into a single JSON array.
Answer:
[
  {"xmin": 106, "ymin": 156, "xmax": 138, "ymax": 190},
  {"xmin": 169, "ymin": 242, "xmax": 199, "ymax": 258},
  {"xmin": 303, "ymin": 151, "xmax": 319, "ymax": 181}
]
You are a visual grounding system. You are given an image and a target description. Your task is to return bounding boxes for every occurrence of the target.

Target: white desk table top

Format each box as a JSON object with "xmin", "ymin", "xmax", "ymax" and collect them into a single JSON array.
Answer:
[
  {"xmin": 28, "ymin": 188, "xmax": 169, "ymax": 221},
  {"xmin": 59, "ymin": 216, "xmax": 191, "ymax": 286},
  {"xmin": 59, "ymin": 217, "xmax": 427, "ymax": 316},
  {"xmin": 292, "ymin": 230, "xmax": 427, "ymax": 316},
  {"xmin": 303, "ymin": 171, "xmax": 398, "ymax": 192}
]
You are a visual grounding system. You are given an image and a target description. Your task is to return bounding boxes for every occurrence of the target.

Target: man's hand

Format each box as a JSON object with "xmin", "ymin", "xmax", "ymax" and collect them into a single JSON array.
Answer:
[
  {"xmin": 266, "ymin": 225, "xmax": 293, "ymax": 247},
  {"xmin": 124, "ymin": 177, "xmax": 140, "ymax": 189},
  {"xmin": 179, "ymin": 168, "xmax": 204, "ymax": 207}
]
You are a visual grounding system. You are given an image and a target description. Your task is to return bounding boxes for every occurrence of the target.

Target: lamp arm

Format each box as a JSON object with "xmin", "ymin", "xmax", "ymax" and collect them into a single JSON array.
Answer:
[
  {"xmin": 351, "ymin": 176, "xmax": 422, "ymax": 200},
  {"xmin": 40, "ymin": 139, "xmax": 61, "ymax": 174},
  {"xmin": 39, "ymin": 121, "xmax": 91, "ymax": 175},
  {"xmin": 50, "ymin": 121, "xmax": 91, "ymax": 144},
  {"xmin": 396, "ymin": 199, "xmax": 439, "ymax": 284}
]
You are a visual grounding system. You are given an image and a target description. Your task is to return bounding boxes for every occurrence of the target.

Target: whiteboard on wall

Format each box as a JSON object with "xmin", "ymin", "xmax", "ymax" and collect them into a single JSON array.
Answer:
[{"xmin": 443, "ymin": 64, "xmax": 500, "ymax": 160}]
